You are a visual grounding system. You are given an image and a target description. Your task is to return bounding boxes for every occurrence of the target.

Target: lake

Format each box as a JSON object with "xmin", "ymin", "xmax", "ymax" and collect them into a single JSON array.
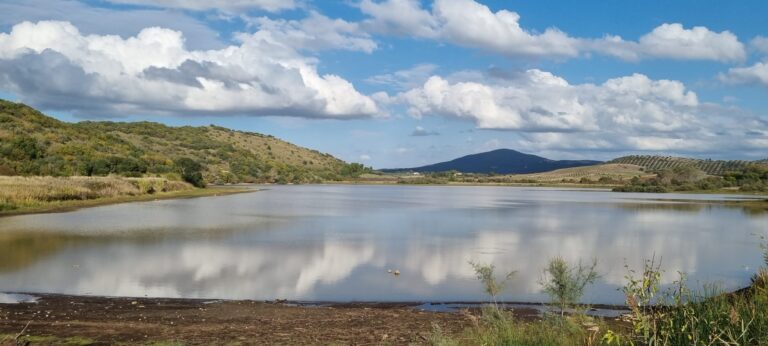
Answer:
[{"xmin": 0, "ymin": 185, "xmax": 766, "ymax": 304}]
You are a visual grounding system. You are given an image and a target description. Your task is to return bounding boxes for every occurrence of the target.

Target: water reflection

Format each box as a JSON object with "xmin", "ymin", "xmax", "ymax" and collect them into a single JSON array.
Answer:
[
  {"xmin": 0, "ymin": 232, "xmax": 86, "ymax": 272},
  {"xmin": 0, "ymin": 185, "xmax": 765, "ymax": 304}
]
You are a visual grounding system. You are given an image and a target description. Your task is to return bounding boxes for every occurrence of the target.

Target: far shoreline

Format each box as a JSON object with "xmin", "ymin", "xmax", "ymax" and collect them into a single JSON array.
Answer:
[{"xmin": 2, "ymin": 179, "xmax": 766, "ymax": 218}]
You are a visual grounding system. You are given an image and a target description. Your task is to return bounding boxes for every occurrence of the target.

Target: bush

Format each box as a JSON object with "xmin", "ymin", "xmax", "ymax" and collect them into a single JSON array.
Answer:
[
  {"xmin": 84, "ymin": 156, "xmax": 147, "ymax": 176},
  {"xmin": 539, "ymin": 257, "xmax": 600, "ymax": 316},
  {"xmin": 339, "ymin": 162, "xmax": 372, "ymax": 178},
  {"xmin": 2, "ymin": 136, "xmax": 45, "ymax": 161},
  {"xmin": 174, "ymin": 157, "xmax": 206, "ymax": 188},
  {"xmin": 469, "ymin": 261, "xmax": 516, "ymax": 303},
  {"xmin": 613, "ymin": 185, "xmax": 668, "ymax": 193}
]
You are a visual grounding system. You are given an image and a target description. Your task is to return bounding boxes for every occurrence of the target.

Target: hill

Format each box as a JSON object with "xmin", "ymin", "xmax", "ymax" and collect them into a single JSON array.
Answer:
[
  {"xmin": 0, "ymin": 100, "xmax": 366, "ymax": 183},
  {"xmin": 382, "ymin": 149, "xmax": 601, "ymax": 174},
  {"xmin": 503, "ymin": 163, "xmax": 651, "ymax": 183},
  {"xmin": 608, "ymin": 155, "xmax": 759, "ymax": 176}
]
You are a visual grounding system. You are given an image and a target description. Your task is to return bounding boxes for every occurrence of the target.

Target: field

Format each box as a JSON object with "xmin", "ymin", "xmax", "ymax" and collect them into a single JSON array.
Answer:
[
  {"xmin": 610, "ymin": 155, "xmax": 754, "ymax": 175},
  {"xmin": 343, "ymin": 164, "xmax": 650, "ymax": 186},
  {"xmin": 500, "ymin": 163, "xmax": 651, "ymax": 183}
]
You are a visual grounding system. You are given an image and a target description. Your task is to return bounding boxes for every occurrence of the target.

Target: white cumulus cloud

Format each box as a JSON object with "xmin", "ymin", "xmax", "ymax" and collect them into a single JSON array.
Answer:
[
  {"xmin": 399, "ymin": 69, "xmax": 768, "ymax": 154},
  {"xmin": 431, "ymin": 0, "xmax": 580, "ymax": 58},
  {"xmin": 720, "ymin": 62, "xmax": 768, "ymax": 87},
  {"xmin": 243, "ymin": 11, "xmax": 377, "ymax": 53},
  {"xmin": 591, "ymin": 23, "xmax": 746, "ymax": 62},
  {"xmin": 361, "ymin": 0, "xmax": 579, "ymax": 58},
  {"xmin": 0, "ymin": 20, "xmax": 380, "ymax": 118},
  {"xmin": 359, "ymin": 0, "xmax": 746, "ymax": 62},
  {"xmin": 0, "ymin": 0, "xmax": 224, "ymax": 50},
  {"xmin": 359, "ymin": 0, "xmax": 440, "ymax": 38}
]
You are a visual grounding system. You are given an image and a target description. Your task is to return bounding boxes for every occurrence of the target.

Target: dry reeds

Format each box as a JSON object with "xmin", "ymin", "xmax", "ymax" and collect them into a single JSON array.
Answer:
[{"xmin": 0, "ymin": 176, "xmax": 192, "ymax": 211}]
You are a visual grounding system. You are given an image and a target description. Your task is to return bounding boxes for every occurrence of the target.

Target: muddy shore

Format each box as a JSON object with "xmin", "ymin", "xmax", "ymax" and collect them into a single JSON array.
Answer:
[{"xmin": 1, "ymin": 294, "xmax": 524, "ymax": 345}]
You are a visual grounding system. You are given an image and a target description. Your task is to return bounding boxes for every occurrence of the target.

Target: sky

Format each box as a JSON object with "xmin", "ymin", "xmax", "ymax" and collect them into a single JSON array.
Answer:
[{"xmin": 0, "ymin": 0, "xmax": 767, "ymax": 168}]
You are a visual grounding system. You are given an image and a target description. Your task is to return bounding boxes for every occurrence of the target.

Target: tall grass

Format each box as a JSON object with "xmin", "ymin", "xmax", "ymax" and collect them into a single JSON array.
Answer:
[
  {"xmin": 433, "ymin": 242, "xmax": 768, "ymax": 346},
  {"xmin": 460, "ymin": 306, "xmax": 603, "ymax": 346},
  {"xmin": 433, "ymin": 260, "xmax": 604, "ymax": 345},
  {"xmin": 608, "ymin": 242, "xmax": 768, "ymax": 345},
  {"xmin": 0, "ymin": 176, "xmax": 192, "ymax": 211}
]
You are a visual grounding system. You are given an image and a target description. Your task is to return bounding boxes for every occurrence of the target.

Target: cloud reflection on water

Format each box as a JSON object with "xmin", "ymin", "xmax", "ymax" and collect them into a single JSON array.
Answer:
[{"xmin": 0, "ymin": 185, "xmax": 765, "ymax": 304}]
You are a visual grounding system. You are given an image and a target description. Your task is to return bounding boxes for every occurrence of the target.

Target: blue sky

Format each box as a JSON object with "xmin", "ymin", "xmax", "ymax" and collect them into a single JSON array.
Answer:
[{"xmin": 0, "ymin": 0, "xmax": 767, "ymax": 168}]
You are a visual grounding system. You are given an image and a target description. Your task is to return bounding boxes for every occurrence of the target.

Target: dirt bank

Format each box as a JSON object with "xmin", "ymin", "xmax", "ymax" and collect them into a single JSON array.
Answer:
[{"xmin": 0, "ymin": 294, "xmax": 520, "ymax": 345}]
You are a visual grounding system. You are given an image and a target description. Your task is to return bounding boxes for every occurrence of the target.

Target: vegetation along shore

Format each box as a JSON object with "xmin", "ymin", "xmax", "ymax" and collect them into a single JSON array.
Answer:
[{"xmin": 0, "ymin": 176, "xmax": 253, "ymax": 217}]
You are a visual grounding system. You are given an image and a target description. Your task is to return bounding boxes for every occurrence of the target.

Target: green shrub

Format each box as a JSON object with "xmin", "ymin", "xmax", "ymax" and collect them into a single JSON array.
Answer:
[
  {"xmin": 469, "ymin": 261, "xmax": 516, "ymax": 303},
  {"xmin": 84, "ymin": 156, "xmax": 147, "ymax": 176},
  {"xmin": 174, "ymin": 157, "xmax": 205, "ymax": 188},
  {"xmin": 2, "ymin": 136, "xmax": 45, "ymax": 161},
  {"xmin": 539, "ymin": 257, "xmax": 600, "ymax": 316}
]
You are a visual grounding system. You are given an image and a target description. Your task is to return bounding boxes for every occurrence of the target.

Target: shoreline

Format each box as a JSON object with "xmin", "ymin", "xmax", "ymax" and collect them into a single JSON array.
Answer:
[
  {"xmin": 0, "ymin": 293, "xmax": 625, "ymax": 344},
  {"xmin": 0, "ymin": 292, "xmax": 631, "ymax": 312},
  {"xmin": 0, "ymin": 293, "xmax": 479, "ymax": 344},
  {"xmin": 332, "ymin": 179, "xmax": 620, "ymax": 189},
  {"xmin": 2, "ymin": 180, "xmax": 765, "ymax": 218},
  {"xmin": 0, "ymin": 185, "xmax": 257, "ymax": 218},
  {"xmin": 335, "ymin": 179, "xmax": 768, "ymax": 195}
]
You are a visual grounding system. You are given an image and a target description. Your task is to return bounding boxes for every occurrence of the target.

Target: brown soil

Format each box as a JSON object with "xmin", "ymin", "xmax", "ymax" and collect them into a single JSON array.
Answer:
[{"xmin": 0, "ymin": 294, "xmax": 544, "ymax": 345}]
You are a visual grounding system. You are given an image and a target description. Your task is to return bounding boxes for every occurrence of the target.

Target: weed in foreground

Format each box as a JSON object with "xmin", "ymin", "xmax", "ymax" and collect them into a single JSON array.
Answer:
[{"xmin": 539, "ymin": 257, "xmax": 600, "ymax": 316}]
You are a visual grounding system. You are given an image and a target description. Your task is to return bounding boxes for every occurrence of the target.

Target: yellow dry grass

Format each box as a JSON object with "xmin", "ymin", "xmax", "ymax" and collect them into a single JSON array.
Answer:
[{"xmin": 0, "ymin": 176, "xmax": 192, "ymax": 211}]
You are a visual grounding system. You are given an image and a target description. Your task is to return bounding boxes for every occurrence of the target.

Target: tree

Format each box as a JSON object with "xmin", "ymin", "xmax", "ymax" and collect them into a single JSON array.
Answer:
[
  {"xmin": 84, "ymin": 156, "xmax": 147, "ymax": 177},
  {"xmin": 340, "ymin": 162, "xmax": 371, "ymax": 178},
  {"xmin": 175, "ymin": 157, "xmax": 205, "ymax": 188},
  {"xmin": 539, "ymin": 257, "xmax": 600, "ymax": 316}
]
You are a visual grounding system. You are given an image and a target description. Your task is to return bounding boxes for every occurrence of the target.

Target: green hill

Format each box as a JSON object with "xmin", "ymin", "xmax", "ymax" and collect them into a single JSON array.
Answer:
[
  {"xmin": 609, "ymin": 155, "xmax": 758, "ymax": 176},
  {"xmin": 0, "ymin": 100, "xmax": 366, "ymax": 183}
]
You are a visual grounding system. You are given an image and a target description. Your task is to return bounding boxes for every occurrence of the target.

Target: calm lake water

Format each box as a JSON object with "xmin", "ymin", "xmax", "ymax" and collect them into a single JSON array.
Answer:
[{"xmin": 0, "ymin": 185, "xmax": 766, "ymax": 304}]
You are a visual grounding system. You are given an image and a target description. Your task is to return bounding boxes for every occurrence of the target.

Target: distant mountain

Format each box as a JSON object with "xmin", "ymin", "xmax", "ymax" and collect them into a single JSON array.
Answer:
[
  {"xmin": 0, "ymin": 99, "xmax": 362, "ymax": 183},
  {"xmin": 609, "ymin": 155, "xmax": 764, "ymax": 176},
  {"xmin": 382, "ymin": 149, "xmax": 601, "ymax": 174}
]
